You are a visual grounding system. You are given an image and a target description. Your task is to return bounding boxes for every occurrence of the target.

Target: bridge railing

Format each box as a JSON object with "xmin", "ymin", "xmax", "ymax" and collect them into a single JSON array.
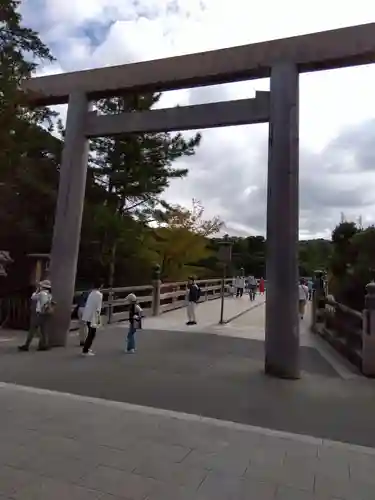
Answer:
[
  {"xmin": 72, "ymin": 277, "xmax": 233, "ymax": 327},
  {"xmin": 314, "ymin": 295, "xmax": 363, "ymax": 371},
  {"xmin": 1, "ymin": 277, "xmax": 233, "ymax": 330},
  {"xmin": 0, "ymin": 295, "xmax": 30, "ymax": 330}
]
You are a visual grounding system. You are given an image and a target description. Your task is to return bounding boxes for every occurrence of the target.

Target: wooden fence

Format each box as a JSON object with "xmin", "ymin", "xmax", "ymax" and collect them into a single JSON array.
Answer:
[
  {"xmin": 312, "ymin": 294, "xmax": 364, "ymax": 372},
  {"xmin": 0, "ymin": 278, "xmax": 232, "ymax": 330}
]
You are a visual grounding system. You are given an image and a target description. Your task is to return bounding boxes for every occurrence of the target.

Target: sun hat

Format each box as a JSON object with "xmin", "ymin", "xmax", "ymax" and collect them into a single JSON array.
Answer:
[{"xmin": 39, "ymin": 280, "xmax": 52, "ymax": 289}]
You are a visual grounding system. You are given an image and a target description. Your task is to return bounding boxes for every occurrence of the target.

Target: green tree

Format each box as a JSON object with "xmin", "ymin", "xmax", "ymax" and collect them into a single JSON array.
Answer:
[
  {"xmin": 0, "ymin": 0, "xmax": 60, "ymax": 256},
  {"xmin": 327, "ymin": 220, "xmax": 364, "ymax": 309},
  {"xmin": 152, "ymin": 200, "xmax": 223, "ymax": 280},
  {"xmin": 299, "ymin": 239, "xmax": 331, "ymax": 277},
  {"xmin": 0, "ymin": 0, "xmax": 56, "ymax": 166},
  {"xmin": 88, "ymin": 94, "xmax": 202, "ymax": 286}
]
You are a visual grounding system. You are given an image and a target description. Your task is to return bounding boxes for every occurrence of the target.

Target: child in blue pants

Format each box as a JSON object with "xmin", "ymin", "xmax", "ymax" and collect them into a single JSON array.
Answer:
[{"xmin": 126, "ymin": 293, "xmax": 142, "ymax": 353}]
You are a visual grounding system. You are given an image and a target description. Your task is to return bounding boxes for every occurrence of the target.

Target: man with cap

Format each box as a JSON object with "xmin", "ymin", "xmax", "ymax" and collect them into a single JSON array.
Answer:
[{"xmin": 18, "ymin": 280, "xmax": 53, "ymax": 352}]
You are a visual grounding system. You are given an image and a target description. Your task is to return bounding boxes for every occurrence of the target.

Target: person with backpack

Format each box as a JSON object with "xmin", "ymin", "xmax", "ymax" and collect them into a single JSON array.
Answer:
[
  {"xmin": 125, "ymin": 293, "xmax": 143, "ymax": 353},
  {"xmin": 234, "ymin": 274, "xmax": 245, "ymax": 297},
  {"xmin": 247, "ymin": 275, "xmax": 257, "ymax": 301},
  {"xmin": 186, "ymin": 276, "xmax": 201, "ymax": 325},
  {"xmin": 18, "ymin": 280, "xmax": 54, "ymax": 352},
  {"xmin": 76, "ymin": 290, "xmax": 90, "ymax": 346}
]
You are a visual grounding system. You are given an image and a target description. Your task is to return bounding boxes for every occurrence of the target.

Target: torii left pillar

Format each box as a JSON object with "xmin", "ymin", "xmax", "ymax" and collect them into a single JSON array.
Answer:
[{"xmin": 48, "ymin": 92, "xmax": 91, "ymax": 346}]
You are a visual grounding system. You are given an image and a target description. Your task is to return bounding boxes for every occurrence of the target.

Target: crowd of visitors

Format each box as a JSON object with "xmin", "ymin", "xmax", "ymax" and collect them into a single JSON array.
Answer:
[{"xmin": 17, "ymin": 271, "xmax": 319, "ymax": 355}]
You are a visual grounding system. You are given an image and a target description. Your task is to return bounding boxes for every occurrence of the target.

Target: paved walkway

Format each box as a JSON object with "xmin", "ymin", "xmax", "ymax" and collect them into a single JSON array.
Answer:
[
  {"xmin": 144, "ymin": 294, "xmax": 265, "ymax": 332},
  {"xmin": 2, "ymin": 294, "xmax": 375, "ymax": 499},
  {"xmin": 1, "ymin": 382, "xmax": 375, "ymax": 499},
  {"xmin": 1, "ymin": 320, "xmax": 375, "ymax": 446}
]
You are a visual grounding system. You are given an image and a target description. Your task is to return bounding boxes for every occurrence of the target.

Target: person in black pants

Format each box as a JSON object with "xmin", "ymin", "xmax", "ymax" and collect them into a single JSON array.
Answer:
[{"xmin": 81, "ymin": 281, "xmax": 103, "ymax": 356}]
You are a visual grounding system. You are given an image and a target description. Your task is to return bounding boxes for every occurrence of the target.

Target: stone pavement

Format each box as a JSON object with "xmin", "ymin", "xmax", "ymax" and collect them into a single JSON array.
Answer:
[
  {"xmin": 2, "ymin": 296, "xmax": 375, "ymax": 499},
  {"xmin": 144, "ymin": 294, "xmax": 265, "ymax": 332},
  {"xmin": 212, "ymin": 299, "xmax": 311, "ymax": 343},
  {"xmin": 1, "ymin": 320, "xmax": 375, "ymax": 447},
  {"xmin": 1, "ymin": 382, "xmax": 375, "ymax": 499},
  {"xmin": 144, "ymin": 298, "xmax": 357, "ymax": 381}
]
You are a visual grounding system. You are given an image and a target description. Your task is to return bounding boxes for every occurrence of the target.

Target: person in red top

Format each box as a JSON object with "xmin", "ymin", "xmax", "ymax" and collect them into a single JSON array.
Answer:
[{"xmin": 259, "ymin": 277, "xmax": 265, "ymax": 295}]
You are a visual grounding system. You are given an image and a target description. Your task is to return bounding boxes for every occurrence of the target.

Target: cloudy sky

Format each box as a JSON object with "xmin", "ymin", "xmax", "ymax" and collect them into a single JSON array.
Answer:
[{"xmin": 20, "ymin": 0, "xmax": 375, "ymax": 239}]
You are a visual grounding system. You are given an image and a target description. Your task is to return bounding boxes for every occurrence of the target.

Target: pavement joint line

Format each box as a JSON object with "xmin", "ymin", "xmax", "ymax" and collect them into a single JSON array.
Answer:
[
  {"xmin": 1, "ymin": 380, "xmax": 375, "ymax": 455},
  {"xmin": 223, "ymin": 299, "xmax": 266, "ymax": 324}
]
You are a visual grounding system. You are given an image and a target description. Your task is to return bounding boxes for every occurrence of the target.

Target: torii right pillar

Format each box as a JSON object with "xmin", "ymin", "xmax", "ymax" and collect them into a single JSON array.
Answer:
[{"xmin": 265, "ymin": 63, "xmax": 300, "ymax": 379}]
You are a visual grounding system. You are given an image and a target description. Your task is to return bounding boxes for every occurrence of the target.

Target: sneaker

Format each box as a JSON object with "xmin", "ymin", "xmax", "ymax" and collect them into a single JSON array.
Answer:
[
  {"xmin": 186, "ymin": 321, "xmax": 193, "ymax": 325},
  {"xmin": 127, "ymin": 349, "xmax": 135, "ymax": 354},
  {"xmin": 191, "ymin": 321, "xmax": 197, "ymax": 325},
  {"xmin": 81, "ymin": 351, "xmax": 95, "ymax": 357},
  {"xmin": 18, "ymin": 345, "xmax": 29, "ymax": 352}
]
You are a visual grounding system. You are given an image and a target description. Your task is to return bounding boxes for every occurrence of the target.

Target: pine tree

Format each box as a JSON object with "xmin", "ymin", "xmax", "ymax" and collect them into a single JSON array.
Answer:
[
  {"xmin": 0, "ymin": 0, "xmax": 59, "ymax": 252},
  {"xmin": 89, "ymin": 93, "xmax": 202, "ymax": 286},
  {"xmin": 0, "ymin": 0, "xmax": 56, "ymax": 157}
]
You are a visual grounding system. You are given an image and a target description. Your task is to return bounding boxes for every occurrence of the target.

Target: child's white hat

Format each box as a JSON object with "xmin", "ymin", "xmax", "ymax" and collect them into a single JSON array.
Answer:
[{"xmin": 126, "ymin": 293, "xmax": 137, "ymax": 303}]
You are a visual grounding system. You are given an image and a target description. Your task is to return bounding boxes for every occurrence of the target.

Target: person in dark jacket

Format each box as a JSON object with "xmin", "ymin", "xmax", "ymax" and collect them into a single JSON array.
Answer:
[
  {"xmin": 186, "ymin": 276, "xmax": 201, "ymax": 325},
  {"xmin": 125, "ymin": 293, "xmax": 143, "ymax": 353},
  {"xmin": 77, "ymin": 290, "xmax": 90, "ymax": 346}
]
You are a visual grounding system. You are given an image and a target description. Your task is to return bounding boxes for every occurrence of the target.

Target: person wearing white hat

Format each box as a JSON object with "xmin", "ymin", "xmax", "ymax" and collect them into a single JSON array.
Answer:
[
  {"xmin": 125, "ymin": 293, "xmax": 143, "ymax": 353},
  {"xmin": 18, "ymin": 280, "xmax": 53, "ymax": 352},
  {"xmin": 81, "ymin": 279, "xmax": 103, "ymax": 356}
]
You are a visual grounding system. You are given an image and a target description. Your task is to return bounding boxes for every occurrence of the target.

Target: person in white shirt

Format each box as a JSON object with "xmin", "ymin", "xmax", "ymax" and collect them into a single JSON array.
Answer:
[
  {"xmin": 81, "ymin": 280, "xmax": 103, "ymax": 356},
  {"xmin": 234, "ymin": 275, "xmax": 245, "ymax": 297},
  {"xmin": 298, "ymin": 279, "xmax": 309, "ymax": 320},
  {"xmin": 18, "ymin": 280, "xmax": 53, "ymax": 352}
]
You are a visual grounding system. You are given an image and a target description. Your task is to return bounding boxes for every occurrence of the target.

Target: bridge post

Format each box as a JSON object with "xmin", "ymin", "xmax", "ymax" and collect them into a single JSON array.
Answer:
[
  {"xmin": 362, "ymin": 282, "xmax": 375, "ymax": 376},
  {"xmin": 48, "ymin": 92, "xmax": 91, "ymax": 346},
  {"xmin": 265, "ymin": 63, "xmax": 300, "ymax": 379},
  {"xmin": 152, "ymin": 264, "xmax": 161, "ymax": 316}
]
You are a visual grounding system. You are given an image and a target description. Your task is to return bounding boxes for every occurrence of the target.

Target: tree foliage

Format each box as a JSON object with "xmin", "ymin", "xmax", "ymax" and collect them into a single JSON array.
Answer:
[
  {"xmin": 152, "ymin": 200, "xmax": 223, "ymax": 280},
  {"xmin": 0, "ymin": 0, "xmax": 60, "ymax": 255},
  {"xmin": 87, "ymin": 95, "xmax": 202, "ymax": 285},
  {"xmin": 326, "ymin": 221, "xmax": 375, "ymax": 310},
  {"xmin": 90, "ymin": 95, "xmax": 201, "ymax": 216},
  {"xmin": 0, "ymin": 0, "xmax": 56, "ymax": 167}
]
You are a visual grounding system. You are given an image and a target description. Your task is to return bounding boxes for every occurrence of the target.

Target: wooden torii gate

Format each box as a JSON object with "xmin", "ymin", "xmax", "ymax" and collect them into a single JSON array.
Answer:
[{"xmin": 22, "ymin": 23, "xmax": 375, "ymax": 378}]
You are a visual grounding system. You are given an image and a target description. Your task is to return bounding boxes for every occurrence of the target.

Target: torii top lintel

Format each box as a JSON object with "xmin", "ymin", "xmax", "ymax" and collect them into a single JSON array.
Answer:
[{"xmin": 22, "ymin": 23, "xmax": 375, "ymax": 106}]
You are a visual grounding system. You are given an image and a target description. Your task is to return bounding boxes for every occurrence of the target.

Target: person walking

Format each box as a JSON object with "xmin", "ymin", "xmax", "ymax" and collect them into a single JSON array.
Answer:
[
  {"xmin": 18, "ymin": 280, "xmax": 54, "ymax": 352},
  {"xmin": 81, "ymin": 280, "xmax": 103, "ymax": 356},
  {"xmin": 125, "ymin": 293, "xmax": 143, "ymax": 353},
  {"xmin": 259, "ymin": 277, "xmax": 265, "ymax": 295},
  {"xmin": 298, "ymin": 279, "xmax": 309, "ymax": 320},
  {"xmin": 186, "ymin": 276, "xmax": 201, "ymax": 325},
  {"xmin": 76, "ymin": 290, "xmax": 90, "ymax": 346},
  {"xmin": 247, "ymin": 275, "xmax": 257, "ymax": 301},
  {"xmin": 307, "ymin": 278, "xmax": 313, "ymax": 301},
  {"xmin": 235, "ymin": 274, "xmax": 245, "ymax": 297}
]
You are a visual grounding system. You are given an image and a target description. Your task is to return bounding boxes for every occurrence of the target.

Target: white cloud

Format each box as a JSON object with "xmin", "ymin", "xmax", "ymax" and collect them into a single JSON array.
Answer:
[{"xmin": 20, "ymin": 0, "xmax": 375, "ymax": 238}]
